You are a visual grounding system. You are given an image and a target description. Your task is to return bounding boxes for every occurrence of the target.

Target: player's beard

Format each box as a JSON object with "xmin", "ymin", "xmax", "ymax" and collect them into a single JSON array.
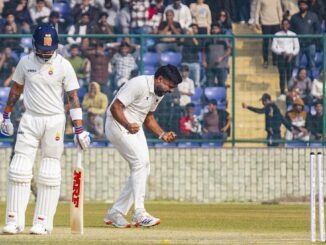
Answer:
[{"xmin": 35, "ymin": 50, "xmax": 55, "ymax": 62}]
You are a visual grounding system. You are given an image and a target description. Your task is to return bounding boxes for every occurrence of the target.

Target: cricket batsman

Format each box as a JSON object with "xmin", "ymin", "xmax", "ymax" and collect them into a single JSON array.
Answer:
[
  {"xmin": 2, "ymin": 24, "xmax": 91, "ymax": 235},
  {"xmin": 104, "ymin": 64, "xmax": 182, "ymax": 227}
]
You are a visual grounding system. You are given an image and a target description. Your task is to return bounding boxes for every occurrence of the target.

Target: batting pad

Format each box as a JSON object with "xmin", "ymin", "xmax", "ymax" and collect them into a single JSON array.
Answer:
[
  {"xmin": 6, "ymin": 154, "xmax": 33, "ymax": 231},
  {"xmin": 33, "ymin": 158, "xmax": 61, "ymax": 232}
]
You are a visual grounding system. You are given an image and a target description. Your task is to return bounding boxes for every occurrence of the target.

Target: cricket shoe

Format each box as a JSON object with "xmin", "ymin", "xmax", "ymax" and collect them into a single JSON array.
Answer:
[
  {"xmin": 3, "ymin": 223, "xmax": 21, "ymax": 234},
  {"xmin": 104, "ymin": 209, "xmax": 131, "ymax": 228},
  {"xmin": 30, "ymin": 223, "xmax": 49, "ymax": 235},
  {"xmin": 131, "ymin": 209, "xmax": 160, "ymax": 227}
]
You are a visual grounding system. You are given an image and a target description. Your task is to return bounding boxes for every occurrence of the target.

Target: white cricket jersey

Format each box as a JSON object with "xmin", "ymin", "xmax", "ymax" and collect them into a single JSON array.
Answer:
[
  {"xmin": 12, "ymin": 52, "xmax": 79, "ymax": 115},
  {"xmin": 107, "ymin": 75, "xmax": 163, "ymax": 126}
]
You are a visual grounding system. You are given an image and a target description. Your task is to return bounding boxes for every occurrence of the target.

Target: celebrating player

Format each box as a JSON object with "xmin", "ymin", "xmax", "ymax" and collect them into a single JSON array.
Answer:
[
  {"xmin": 104, "ymin": 65, "xmax": 182, "ymax": 228},
  {"xmin": 2, "ymin": 24, "xmax": 91, "ymax": 235}
]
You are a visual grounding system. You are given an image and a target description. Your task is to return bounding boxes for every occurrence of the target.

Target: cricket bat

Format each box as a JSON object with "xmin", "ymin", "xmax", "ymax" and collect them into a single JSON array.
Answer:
[{"xmin": 70, "ymin": 150, "xmax": 84, "ymax": 234}]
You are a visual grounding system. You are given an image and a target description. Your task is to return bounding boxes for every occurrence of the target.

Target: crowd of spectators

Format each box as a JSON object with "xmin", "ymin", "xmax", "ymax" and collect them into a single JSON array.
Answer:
[{"xmin": 0, "ymin": 0, "xmax": 325, "ymax": 144}]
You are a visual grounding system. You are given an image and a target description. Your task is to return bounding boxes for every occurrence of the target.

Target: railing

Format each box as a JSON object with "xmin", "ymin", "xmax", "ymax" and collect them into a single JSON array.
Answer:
[{"xmin": 0, "ymin": 33, "xmax": 325, "ymax": 147}]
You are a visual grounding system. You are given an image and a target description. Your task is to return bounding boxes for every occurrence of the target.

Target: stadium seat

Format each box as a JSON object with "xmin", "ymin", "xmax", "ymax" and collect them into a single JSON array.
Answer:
[
  {"xmin": 292, "ymin": 68, "xmax": 298, "ymax": 77},
  {"xmin": 143, "ymin": 65, "xmax": 156, "ymax": 75},
  {"xmin": 177, "ymin": 142, "xmax": 200, "ymax": 148},
  {"xmin": 20, "ymin": 38, "xmax": 33, "ymax": 49},
  {"xmin": 193, "ymin": 103, "xmax": 202, "ymax": 115},
  {"xmin": 154, "ymin": 142, "xmax": 177, "ymax": 148},
  {"xmin": 143, "ymin": 52, "xmax": 160, "ymax": 66},
  {"xmin": 285, "ymin": 142, "xmax": 308, "ymax": 147},
  {"xmin": 315, "ymin": 52, "xmax": 323, "ymax": 67},
  {"xmin": 52, "ymin": 2, "xmax": 70, "ymax": 18},
  {"xmin": 0, "ymin": 142, "xmax": 11, "ymax": 148},
  {"xmin": 90, "ymin": 141, "xmax": 107, "ymax": 148},
  {"xmin": 299, "ymin": 54, "xmax": 307, "ymax": 68},
  {"xmin": 310, "ymin": 143, "xmax": 323, "ymax": 148},
  {"xmin": 201, "ymin": 142, "xmax": 223, "ymax": 148},
  {"xmin": 191, "ymin": 87, "xmax": 204, "ymax": 103},
  {"xmin": 311, "ymin": 67, "xmax": 321, "ymax": 79},
  {"xmin": 77, "ymin": 86, "xmax": 87, "ymax": 103},
  {"xmin": 0, "ymin": 87, "xmax": 11, "ymax": 102},
  {"xmin": 64, "ymin": 142, "xmax": 75, "ymax": 148},
  {"xmin": 204, "ymin": 87, "xmax": 227, "ymax": 109},
  {"xmin": 160, "ymin": 52, "xmax": 182, "ymax": 66}
]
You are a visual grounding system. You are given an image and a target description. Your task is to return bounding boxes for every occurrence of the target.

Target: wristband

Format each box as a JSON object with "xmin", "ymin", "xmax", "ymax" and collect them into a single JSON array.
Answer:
[
  {"xmin": 3, "ymin": 111, "xmax": 10, "ymax": 120},
  {"xmin": 158, "ymin": 132, "xmax": 165, "ymax": 139},
  {"xmin": 70, "ymin": 108, "xmax": 83, "ymax": 121},
  {"xmin": 74, "ymin": 126, "xmax": 84, "ymax": 134}
]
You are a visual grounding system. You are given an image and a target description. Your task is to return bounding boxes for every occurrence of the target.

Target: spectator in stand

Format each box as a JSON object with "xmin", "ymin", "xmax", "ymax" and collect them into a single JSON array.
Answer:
[
  {"xmin": 92, "ymin": 12, "xmax": 114, "ymax": 43},
  {"xmin": 164, "ymin": 0, "xmax": 192, "ymax": 31},
  {"xmin": 307, "ymin": 100, "xmax": 323, "ymax": 141},
  {"xmin": 118, "ymin": 0, "xmax": 131, "ymax": 34},
  {"xmin": 287, "ymin": 67, "xmax": 312, "ymax": 106},
  {"xmin": 180, "ymin": 103, "xmax": 201, "ymax": 139},
  {"xmin": 111, "ymin": 42, "xmax": 138, "ymax": 88},
  {"xmin": 309, "ymin": 0, "xmax": 324, "ymax": 22},
  {"xmin": 291, "ymin": 0, "xmax": 320, "ymax": 74},
  {"xmin": 202, "ymin": 99, "xmax": 231, "ymax": 140},
  {"xmin": 0, "ymin": 23, "xmax": 21, "ymax": 52},
  {"xmin": 130, "ymin": 0, "xmax": 150, "ymax": 34},
  {"xmin": 0, "ymin": 47, "xmax": 17, "ymax": 87},
  {"xmin": 255, "ymin": 0, "xmax": 283, "ymax": 68},
  {"xmin": 248, "ymin": 0, "xmax": 258, "ymax": 25},
  {"xmin": 271, "ymin": 18, "xmax": 300, "ymax": 100},
  {"xmin": 180, "ymin": 23, "xmax": 201, "ymax": 86},
  {"xmin": 217, "ymin": 9, "xmax": 232, "ymax": 34},
  {"xmin": 71, "ymin": 0, "xmax": 100, "ymax": 24},
  {"xmin": 14, "ymin": 0, "xmax": 33, "ymax": 34},
  {"xmin": 190, "ymin": 0, "xmax": 212, "ymax": 34},
  {"xmin": 67, "ymin": 44, "xmax": 89, "ymax": 87},
  {"xmin": 285, "ymin": 97, "xmax": 310, "ymax": 141},
  {"xmin": 47, "ymin": 11, "xmax": 67, "ymax": 34},
  {"xmin": 156, "ymin": 9, "xmax": 182, "ymax": 53},
  {"xmin": 94, "ymin": 0, "xmax": 120, "ymax": 32},
  {"xmin": 85, "ymin": 41, "xmax": 113, "ymax": 97},
  {"xmin": 232, "ymin": 0, "xmax": 250, "ymax": 24},
  {"xmin": 67, "ymin": 13, "xmax": 94, "ymax": 46},
  {"xmin": 3, "ymin": 13, "xmax": 20, "ymax": 34},
  {"xmin": 82, "ymin": 82, "xmax": 108, "ymax": 139},
  {"xmin": 178, "ymin": 65, "xmax": 195, "ymax": 107},
  {"xmin": 311, "ymin": 70, "xmax": 323, "ymax": 102},
  {"xmin": 29, "ymin": 0, "xmax": 51, "ymax": 25},
  {"xmin": 281, "ymin": 0, "xmax": 299, "ymax": 18},
  {"xmin": 85, "ymin": 111, "xmax": 104, "ymax": 139},
  {"xmin": 203, "ymin": 22, "xmax": 231, "ymax": 87},
  {"xmin": 147, "ymin": 0, "xmax": 165, "ymax": 34},
  {"xmin": 242, "ymin": 93, "xmax": 296, "ymax": 146}
]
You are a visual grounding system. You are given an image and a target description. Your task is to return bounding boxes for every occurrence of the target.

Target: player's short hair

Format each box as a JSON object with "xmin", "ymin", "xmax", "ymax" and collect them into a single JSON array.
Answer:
[{"xmin": 155, "ymin": 64, "xmax": 182, "ymax": 85}]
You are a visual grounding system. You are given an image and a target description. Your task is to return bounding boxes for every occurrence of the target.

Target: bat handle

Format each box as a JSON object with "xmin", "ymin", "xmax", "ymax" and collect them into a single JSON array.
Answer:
[{"xmin": 77, "ymin": 150, "xmax": 83, "ymax": 169}]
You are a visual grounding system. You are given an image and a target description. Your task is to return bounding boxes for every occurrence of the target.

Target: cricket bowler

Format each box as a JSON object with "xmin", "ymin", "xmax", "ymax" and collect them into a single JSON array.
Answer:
[{"xmin": 104, "ymin": 64, "xmax": 182, "ymax": 228}]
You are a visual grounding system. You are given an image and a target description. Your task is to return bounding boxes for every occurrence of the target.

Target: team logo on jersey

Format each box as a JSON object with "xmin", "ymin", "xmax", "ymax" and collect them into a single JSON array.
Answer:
[
  {"xmin": 48, "ymin": 67, "xmax": 53, "ymax": 75},
  {"xmin": 43, "ymin": 34, "xmax": 52, "ymax": 46},
  {"xmin": 55, "ymin": 132, "xmax": 60, "ymax": 141}
]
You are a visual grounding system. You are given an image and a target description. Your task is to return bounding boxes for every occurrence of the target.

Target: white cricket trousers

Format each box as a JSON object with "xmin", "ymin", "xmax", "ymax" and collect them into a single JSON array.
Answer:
[
  {"xmin": 105, "ymin": 115, "xmax": 150, "ymax": 215},
  {"xmin": 6, "ymin": 111, "xmax": 65, "ymax": 231}
]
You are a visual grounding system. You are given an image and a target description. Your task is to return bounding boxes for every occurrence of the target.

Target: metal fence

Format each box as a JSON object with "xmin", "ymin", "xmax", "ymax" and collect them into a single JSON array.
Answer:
[{"xmin": 0, "ymin": 33, "xmax": 325, "ymax": 147}]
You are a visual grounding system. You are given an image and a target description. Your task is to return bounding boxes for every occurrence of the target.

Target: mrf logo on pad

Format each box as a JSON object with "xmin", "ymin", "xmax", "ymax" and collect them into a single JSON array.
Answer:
[
  {"xmin": 72, "ymin": 170, "xmax": 81, "ymax": 208},
  {"xmin": 43, "ymin": 34, "xmax": 52, "ymax": 47}
]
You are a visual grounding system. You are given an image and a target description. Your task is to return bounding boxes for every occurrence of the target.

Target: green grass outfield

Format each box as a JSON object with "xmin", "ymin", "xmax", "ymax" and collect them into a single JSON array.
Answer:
[{"xmin": 0, "ymin": 202, "xmax": 319, "ymax": 245}]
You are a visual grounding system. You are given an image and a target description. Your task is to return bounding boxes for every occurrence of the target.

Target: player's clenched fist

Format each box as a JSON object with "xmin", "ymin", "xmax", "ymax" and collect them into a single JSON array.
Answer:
[
  {"xmin": 74, "ymin": 126, "xmax": 91, "ymax": 150},
  {"xmin": 126, "ymin": 122, "xmax": 140, "ymax": 134},
  {"xmin": 162, "ymin": 131, "xmax": 177, "ymax": 143},
  {"xmin": 1, "ymin": 112, "xmax": 14, "ymax": 136}
]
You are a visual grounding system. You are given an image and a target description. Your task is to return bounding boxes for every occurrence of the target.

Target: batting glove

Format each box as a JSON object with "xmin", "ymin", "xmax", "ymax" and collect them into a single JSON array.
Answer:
[
  {"xmin": 74, "ymin": 126, "xmax": 91, "ymax": 150},
  {"xmin": 0, "ymin": 112, "xmax": 14, "ymax": 136}
]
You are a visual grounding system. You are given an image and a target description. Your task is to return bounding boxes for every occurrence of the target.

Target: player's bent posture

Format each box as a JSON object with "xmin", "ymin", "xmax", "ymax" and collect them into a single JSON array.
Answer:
[
  {"xmin": 2, "ymin": 24, "xmax": 91, "ymax": 235},
  {"xmin": 104, "ymin": 65, "xmax": 182, "ymax": 228}
]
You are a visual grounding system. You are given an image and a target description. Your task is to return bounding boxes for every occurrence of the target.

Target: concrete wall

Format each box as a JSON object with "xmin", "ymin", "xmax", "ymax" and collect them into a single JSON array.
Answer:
[{"xmin": 0, "ymin": 147, "xmax": 324, "ymax": 203}]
